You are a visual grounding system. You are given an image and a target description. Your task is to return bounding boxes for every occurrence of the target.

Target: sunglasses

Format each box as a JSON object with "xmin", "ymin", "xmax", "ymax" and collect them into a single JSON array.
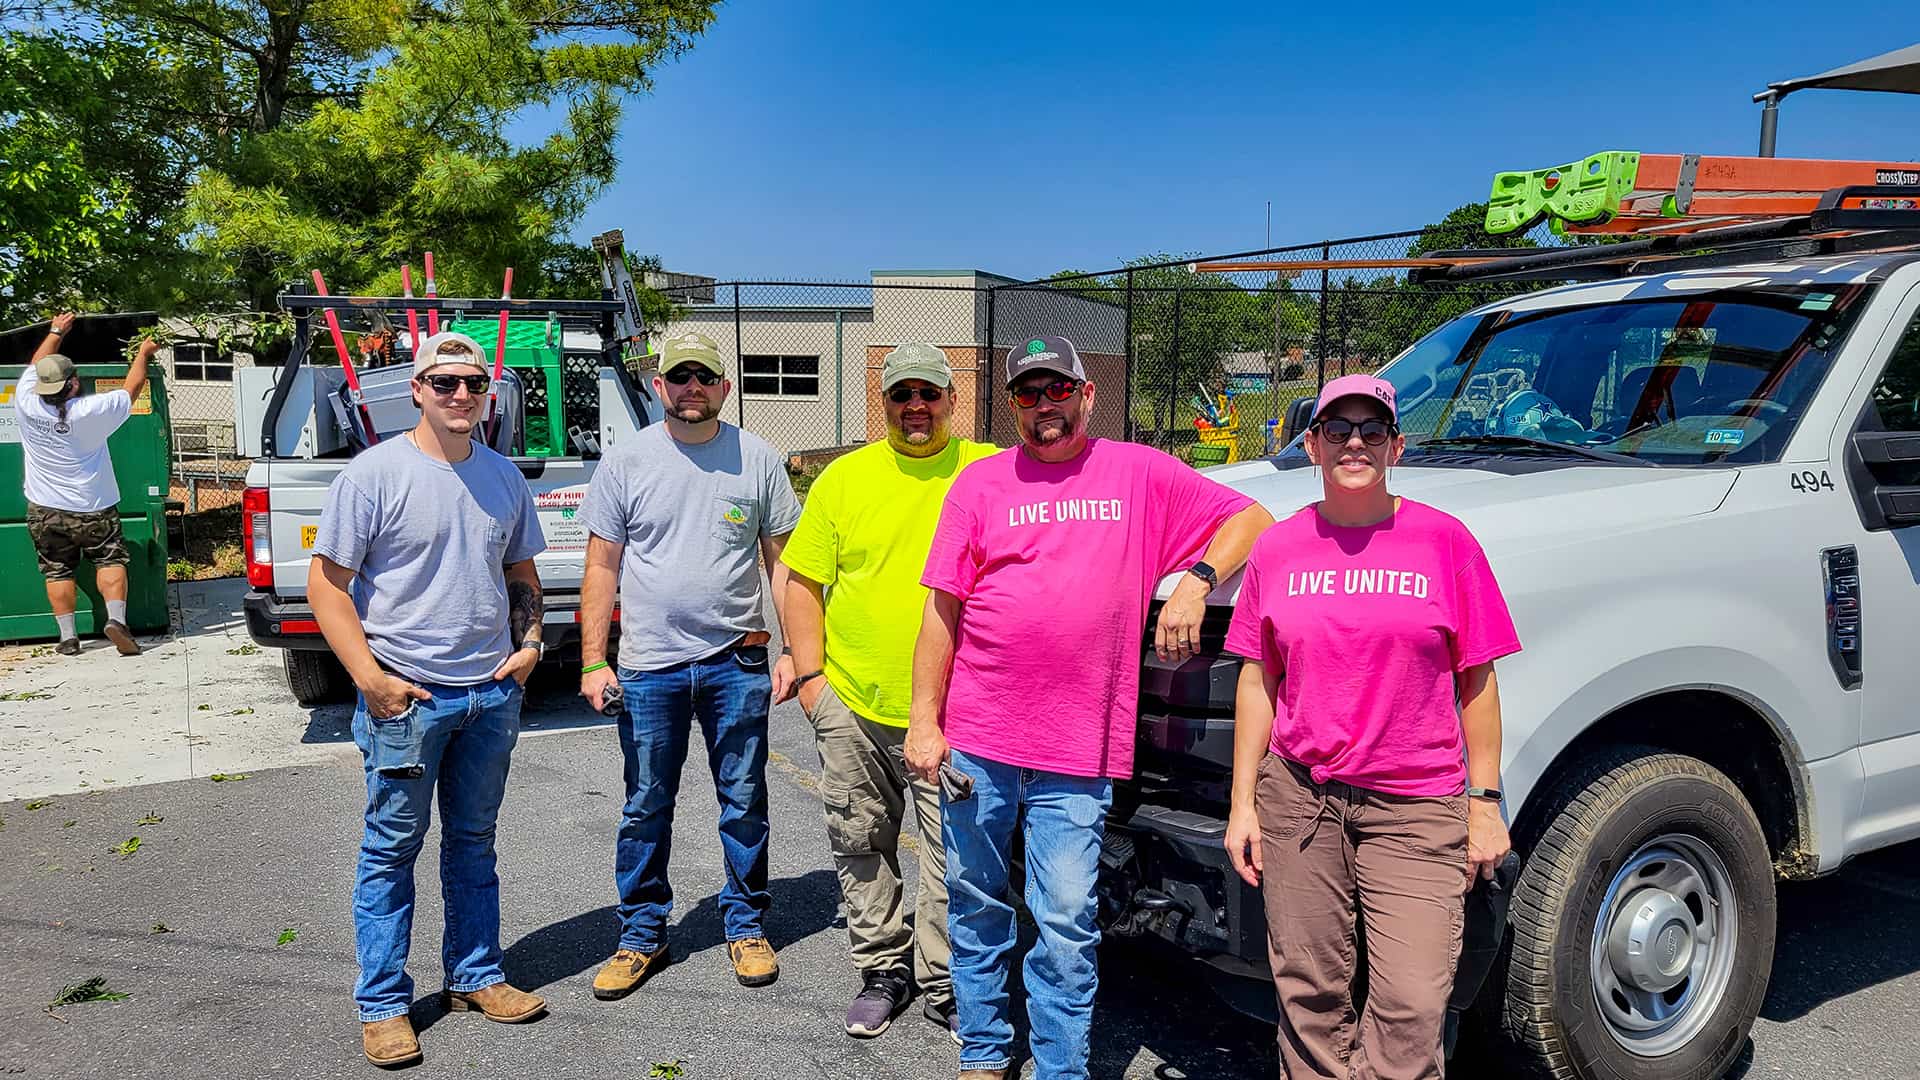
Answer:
[
  {"xmin": 664, "ymin": 367, "xmax": 723, "ymax": 386},
  {"xmin": 1010, "ymin": 379, "xmax": 1082, "ymax": 409},
  {"xmin": 418, "ymin": 373, "xmax": 491, "ymax": 395},
  {"xmin": 887, "ymin": 385, "xmax": 945, "ymax": 404},
  {"xmin": 1314, "ymin": 418, "xmax": 1398, "ymax": 446}
]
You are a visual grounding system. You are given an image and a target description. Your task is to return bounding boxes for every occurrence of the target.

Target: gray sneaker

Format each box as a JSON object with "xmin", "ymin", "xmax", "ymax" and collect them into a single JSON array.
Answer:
[
  {"xmin": 845, "ymin": 970, "xmax": 911, "ymax": 1038},
  {"xmin": 55, "ymin": 638, "xmax": 80, "ymax": 656}
]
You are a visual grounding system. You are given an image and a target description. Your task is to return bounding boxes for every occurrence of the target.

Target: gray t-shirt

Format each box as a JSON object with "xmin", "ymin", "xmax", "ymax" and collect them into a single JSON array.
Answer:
[
  {"xmin": 312, "ymin": 436, "xmax": 545, "ymax": 686},
  {"xmin": 581, "ymin": 423, "xmax": 802, "ymax": 672}
]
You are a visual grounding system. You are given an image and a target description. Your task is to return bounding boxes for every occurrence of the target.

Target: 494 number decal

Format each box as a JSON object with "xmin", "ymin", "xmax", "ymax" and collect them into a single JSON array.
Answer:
[{"xmin": 1790, "ymin": 470, "xmax": 1836, "ymax": 494}]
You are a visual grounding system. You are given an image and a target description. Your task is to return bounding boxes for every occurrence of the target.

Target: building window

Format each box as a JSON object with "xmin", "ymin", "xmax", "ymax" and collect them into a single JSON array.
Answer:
[
  {"xmin": 171, "ymin": 342, "xmax": 234, "ymax": 382},
  {"xmin": 741, "ymin": 354, "xmax": 820, "ymax": 397}
]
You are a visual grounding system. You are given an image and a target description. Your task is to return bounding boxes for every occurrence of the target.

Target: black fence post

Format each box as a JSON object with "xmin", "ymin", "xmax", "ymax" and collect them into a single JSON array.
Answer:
[
  {"xmin": 984, "ymin": 285, "xmax": 996, "ymax": 443},
  {"xmin": 1166, "ymin": 281, "xmax": 1184, "ymax": 447},
  {"xmin": 1123, "ymin": 269, "xmax": 1135, "ymax": 441},
  {"xmin": 1316, "ymin": 243, "xmax": 1330, "ymax": 389},
  {"xmin": 733, "ymin": 283, "xmax": 744, "ymax": 427}
]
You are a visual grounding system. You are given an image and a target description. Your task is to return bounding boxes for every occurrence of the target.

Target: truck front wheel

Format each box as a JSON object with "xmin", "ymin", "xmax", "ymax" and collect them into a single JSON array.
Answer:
[
  {"xmin": 1501, "ymin": 748, "xmax": 1776, "ymax": 1079},
  {"xmin": 284, "ymin": 649, "xmax": 351, "ymax": 707}
]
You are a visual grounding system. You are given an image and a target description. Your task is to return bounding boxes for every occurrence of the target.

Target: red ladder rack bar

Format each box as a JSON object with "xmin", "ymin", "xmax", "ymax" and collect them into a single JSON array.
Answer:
[{"xmin": 311, "ymin": 269, "xmax": 379, "ymax": 445}]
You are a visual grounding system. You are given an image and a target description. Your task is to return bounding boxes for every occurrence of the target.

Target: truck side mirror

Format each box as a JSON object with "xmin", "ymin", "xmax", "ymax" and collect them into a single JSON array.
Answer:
[
  {"xmin": 1281, "ymin": 395, "xmax": 1318, "ymax": 447},
  {"xmin": 1848, "ymin": 429, "xmax": 1920, "ymax": 529}
]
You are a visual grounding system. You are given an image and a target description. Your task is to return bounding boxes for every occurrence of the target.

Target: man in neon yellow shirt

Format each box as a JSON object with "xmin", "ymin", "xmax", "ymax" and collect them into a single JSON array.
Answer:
[{"xmin": 782, "ymin": 342, "xmax": 998, "ymax": 1041}]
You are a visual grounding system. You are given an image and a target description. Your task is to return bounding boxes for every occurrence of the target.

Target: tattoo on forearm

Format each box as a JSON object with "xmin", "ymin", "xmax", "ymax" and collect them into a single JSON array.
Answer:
[{"xmin": 508, "ymin": 579, "xmax": 544, "ymax": 649}]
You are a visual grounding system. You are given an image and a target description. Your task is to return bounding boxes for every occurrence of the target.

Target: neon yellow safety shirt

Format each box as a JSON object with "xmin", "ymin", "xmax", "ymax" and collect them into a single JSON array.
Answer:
[{"xmin": 780, "ymin": 437, "xmax": 1001, "ymax": 727}]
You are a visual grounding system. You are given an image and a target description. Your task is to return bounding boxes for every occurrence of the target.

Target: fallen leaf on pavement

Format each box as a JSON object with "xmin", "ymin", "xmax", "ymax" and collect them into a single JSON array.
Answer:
[
  {"xmin": 276, "ymin": 928, "xmax": 297, "ymax": 947},
  {"xmin": 111, "ymin": 837, "xmax": 141, "ymax": 858},
  {"xmin": 151, "ymin": 924, "xmax": 173, "ymax": 934}
]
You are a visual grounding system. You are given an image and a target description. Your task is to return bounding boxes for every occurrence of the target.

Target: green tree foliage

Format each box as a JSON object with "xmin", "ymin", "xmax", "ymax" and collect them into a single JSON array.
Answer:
[{"xmin": 3, "ymin": 0, "xmax": 713, "ymax": 321}]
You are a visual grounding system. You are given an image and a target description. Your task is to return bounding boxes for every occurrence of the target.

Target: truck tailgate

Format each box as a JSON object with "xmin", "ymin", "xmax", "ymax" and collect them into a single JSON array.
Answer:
[{"xmin": 261, "ymin": 457, "xmax": 595, "ymax": 596}]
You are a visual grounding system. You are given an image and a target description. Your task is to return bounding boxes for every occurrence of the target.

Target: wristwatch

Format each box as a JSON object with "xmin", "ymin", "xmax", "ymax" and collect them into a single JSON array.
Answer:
[
  {"xmin": 1466, "ymin": 786, "xmax": 1503, "ymax": 802},
  {"xmin": 1187, "ymin": 561, "xmax": 1219, "ymax": 589},
  {"xmin": 48, "ymin": 325, "xmax": 65, "ymax": 337},
  {"xmin": 522, "ymin": 639, "xmax": 547, "ymax": 661}
]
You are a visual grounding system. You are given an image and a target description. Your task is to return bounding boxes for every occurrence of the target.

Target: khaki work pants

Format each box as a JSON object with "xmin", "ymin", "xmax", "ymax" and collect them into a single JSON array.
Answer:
[
  {"xmin": 1258, "ymin": 755, "xmax": 1468, "ymax": 1080},
  {"xmin": 807, "ymin": 684, "xmax": 951, "ymax": 1003}
]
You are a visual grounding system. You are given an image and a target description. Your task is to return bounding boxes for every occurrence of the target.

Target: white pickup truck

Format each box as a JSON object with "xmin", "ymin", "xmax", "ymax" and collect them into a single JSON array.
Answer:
[
  {"xmin": 238, "ymin": 293, "xmax": 661, "ymax": 703},
  {"xmin": 1115, "ymin": 250, "xmax": 1920, "ymax": 1078}
]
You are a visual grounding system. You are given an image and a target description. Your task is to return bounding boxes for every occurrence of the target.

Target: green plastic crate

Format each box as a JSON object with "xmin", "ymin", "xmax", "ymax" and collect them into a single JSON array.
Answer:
[
  {"xmin": 0, "ymin": 365, "xmax": 172, "ymax": 640},
  {"xmin": 446, "ymin": 317, "xmax": 566, "ymax": 457}
]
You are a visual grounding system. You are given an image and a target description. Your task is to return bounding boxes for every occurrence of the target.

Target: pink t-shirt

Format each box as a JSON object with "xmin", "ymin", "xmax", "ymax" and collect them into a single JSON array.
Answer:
[
  {"xmin": 1223, "ymin": 499, "xmax": 1520, "ymax": 797},
  {"xmin": 922, "ymin": 439, "xmax": 1256, "ymax": 779}
]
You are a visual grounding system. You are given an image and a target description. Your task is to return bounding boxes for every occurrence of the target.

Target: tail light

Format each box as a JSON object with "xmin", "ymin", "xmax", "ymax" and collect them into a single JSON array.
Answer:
[{"xmin": 243, "ymin": 486, "xmax": 273, "ymax": 588}]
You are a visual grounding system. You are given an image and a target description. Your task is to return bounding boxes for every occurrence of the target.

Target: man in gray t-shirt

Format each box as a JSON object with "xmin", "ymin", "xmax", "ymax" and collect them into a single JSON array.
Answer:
[
  {"xmin": 309, "ymin": 330, "xmax": 550, "ymax": 1067},
  {"xmin": 578, "ymin": 330, "xmax": 802, "ymax": 998}
]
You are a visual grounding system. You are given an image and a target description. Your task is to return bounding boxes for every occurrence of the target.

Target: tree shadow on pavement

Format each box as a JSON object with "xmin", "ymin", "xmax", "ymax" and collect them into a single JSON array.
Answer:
[{"xmin": 501, "ymin": 868, "xmax": 843, "ymax": 993}]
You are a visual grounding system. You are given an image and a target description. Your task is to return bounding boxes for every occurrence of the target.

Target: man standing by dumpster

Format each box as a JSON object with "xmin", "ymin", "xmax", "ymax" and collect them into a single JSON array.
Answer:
[
  {"xmin": 14, "ymin": 312, "xmax": 155, "ymax": 657},
  {"xmin": 309, "ymin": 330, "xmax": 550, "ymax": 1068},
  {"xmin": 905, "ymin": 336, "xmax": 1273, "ymax": 1080},
  {"xmin": 578, "ymin": 330, "xmax": 803, "ymax": 998},
  {"xmin": 781, "ymin": 343, "xmax": 998, "ymax": 1039}
]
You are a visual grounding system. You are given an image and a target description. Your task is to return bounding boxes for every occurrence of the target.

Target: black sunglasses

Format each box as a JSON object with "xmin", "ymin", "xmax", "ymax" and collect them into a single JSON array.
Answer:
[
  {"xmin": 664, "ymin": 367, "xmax": 723, "ymax": 386},
  {"xmin": 1314, "ymin": 417, "xmax": 1398, "ymax": 446},
  {"xmin": 888, "ymin": 385, "xmax": 945, "ymax": 404},
  {"xmin": 1010, "ymin": 379, "xmax": 1081, "ymax": 409},
  {"xmin": 417, "ymin": 373, "xmax": 490, "ymax": 395}
]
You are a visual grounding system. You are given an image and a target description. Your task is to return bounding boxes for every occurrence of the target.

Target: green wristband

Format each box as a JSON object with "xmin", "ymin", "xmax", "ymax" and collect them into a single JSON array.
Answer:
[{"xmin": 581, "ymin": 661, "xmax": 610, "ymax": 676}]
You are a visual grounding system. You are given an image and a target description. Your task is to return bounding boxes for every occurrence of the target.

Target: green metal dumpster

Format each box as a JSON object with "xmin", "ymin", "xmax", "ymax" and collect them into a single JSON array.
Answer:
[{"xmin": 0, "ymin": 364, "xmax": 172, "ymax": 641}]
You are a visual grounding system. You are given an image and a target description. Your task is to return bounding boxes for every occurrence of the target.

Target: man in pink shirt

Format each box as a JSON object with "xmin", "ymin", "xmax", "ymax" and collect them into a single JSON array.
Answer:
[{"xmin": 905, "ymin": 336, "xmax": 1272, "ymax": 1080}]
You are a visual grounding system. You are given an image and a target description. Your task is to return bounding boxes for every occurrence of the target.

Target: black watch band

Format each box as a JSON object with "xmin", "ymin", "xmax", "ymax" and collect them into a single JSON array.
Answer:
[
  {"xmin": 1188, "ymin": 561, "xmax": 1219, "ymax": 589},
  {"xmin": 795, "ymin": 670, "xmax": 825, "ymax": 688},
  {"xmin": 1466, "ymin": 786, "xmax": 1503, "ymax": 801}
]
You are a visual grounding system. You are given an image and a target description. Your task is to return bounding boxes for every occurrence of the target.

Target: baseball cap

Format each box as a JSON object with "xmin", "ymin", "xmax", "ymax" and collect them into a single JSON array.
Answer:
[
  {"xmin": 413, "ymin": 331, "xmax": 488, "ymax": 377},
  {"xmin": 33, "ymin": 354, "xmax": 75, "ymax": 396},
  {"xmin": 1313, "ymin": 374, "xmax": 1397, "ymax": 422},
  {"xmin": 1004, "ymin": 335, "xmax": 1086, "ymax": 388},
  {"xmin": 661, "ymin": 331, "xmax": 726, "ymax": 378},
  {"xmin": 881, "ymin": 343, "xmax": 953, "ymax": 390}
]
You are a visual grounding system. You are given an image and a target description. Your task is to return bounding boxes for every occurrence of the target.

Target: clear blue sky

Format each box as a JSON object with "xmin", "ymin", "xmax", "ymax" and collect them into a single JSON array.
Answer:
[{"xmin": 562, "ymin": 1, "xmax": 1920, "ymax": 283}]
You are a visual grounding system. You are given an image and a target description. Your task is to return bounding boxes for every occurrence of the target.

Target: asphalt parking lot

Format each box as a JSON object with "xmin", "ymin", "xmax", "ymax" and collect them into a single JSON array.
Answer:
[{"xmin": 2, "ymin": 581, "xmax": 1919, "ymax": 1079}]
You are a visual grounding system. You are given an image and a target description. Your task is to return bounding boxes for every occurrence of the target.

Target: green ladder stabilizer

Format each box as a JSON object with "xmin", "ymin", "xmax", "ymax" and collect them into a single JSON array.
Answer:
[{"xmin": 1486, "ymin": 151, "xmax": 1643, "ymax": 234}]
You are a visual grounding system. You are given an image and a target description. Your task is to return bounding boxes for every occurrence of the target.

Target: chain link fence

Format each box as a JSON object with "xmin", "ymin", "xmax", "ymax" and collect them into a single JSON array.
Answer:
[{"xmin": 658, "ymin": 224, "xmax": 1560, "ymax": 468}]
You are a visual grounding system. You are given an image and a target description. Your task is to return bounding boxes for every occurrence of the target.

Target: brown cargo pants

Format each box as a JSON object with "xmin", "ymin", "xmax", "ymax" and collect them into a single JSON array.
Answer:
[
  {"xmin": 1257, "ymin": 754, "xmax": 1468, "ymax": 1080},
  {"xmin": 807, "ymin": 684, "xmax": 951, "ymax": 1004}
]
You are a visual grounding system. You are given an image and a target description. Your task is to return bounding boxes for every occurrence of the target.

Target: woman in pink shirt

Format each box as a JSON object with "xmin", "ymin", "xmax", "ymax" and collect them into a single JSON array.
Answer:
[{"xmin": 1222, "ymin": 374, "xmax": 1520, "ymax": 1080}]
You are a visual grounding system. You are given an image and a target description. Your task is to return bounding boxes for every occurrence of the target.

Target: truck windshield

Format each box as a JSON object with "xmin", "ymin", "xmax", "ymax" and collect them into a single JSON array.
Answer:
[{"xmin": 1332, "ymin": 283, "xmax": 1877, "ymax": 466}]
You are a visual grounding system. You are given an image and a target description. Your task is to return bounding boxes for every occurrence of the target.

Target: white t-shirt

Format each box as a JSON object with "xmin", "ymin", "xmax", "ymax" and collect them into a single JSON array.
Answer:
[{"xmin": 14, "ymin": 367, "xmax": 132, "ymax": 513}]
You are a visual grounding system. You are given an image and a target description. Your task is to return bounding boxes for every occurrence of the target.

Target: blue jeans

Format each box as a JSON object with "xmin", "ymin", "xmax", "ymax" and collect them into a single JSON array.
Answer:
[
  {"xmin": 614, "ymin": 648, "xmax": 773, "ymax": 951},
  {"xmin": 943, "ymin": 748, "xmax": 1114, "ymax": 1078},
  {"xmin": 351, "ymin": 677, "xmax": 522, "ymax": 1022}
]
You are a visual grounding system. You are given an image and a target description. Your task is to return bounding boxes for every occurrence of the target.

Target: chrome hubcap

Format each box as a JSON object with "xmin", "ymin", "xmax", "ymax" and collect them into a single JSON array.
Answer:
[{"xmin": 1589, "ymin": 834, "xmax": 1738, "ymax": 1057}]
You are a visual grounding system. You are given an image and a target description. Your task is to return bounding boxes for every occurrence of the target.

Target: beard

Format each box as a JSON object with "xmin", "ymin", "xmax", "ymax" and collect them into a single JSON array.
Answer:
[
  {"xmin": 673, "ymin": 399, "xmax": 719, "ymax": 423},
  {"xmin": 1026, "ymin": 410, "xmax": 1079, "ymax": 445}
]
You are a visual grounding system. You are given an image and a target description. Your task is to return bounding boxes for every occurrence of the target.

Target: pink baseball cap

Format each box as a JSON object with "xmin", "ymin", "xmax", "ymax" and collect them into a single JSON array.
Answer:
[{"xmin": 1313, "ymin": 374, "xmax": 1396, "ymax": 421}]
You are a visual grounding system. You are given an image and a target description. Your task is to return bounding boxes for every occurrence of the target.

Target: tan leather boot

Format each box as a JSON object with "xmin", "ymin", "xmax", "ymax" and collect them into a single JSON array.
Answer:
[
  {"xmin": 362, "ymin": 1015, "xmax": 422, "ymax": 1068},
  {"xmin": 592, "ymin": 945, "xmax": 671, "ymax": 1001},
  {"xmin": 445, "ymin": 982, "xmax": 546, "ymax": 1023},
  {"xmin": 727, "ymin": 937, "xmax": 779, "ymax": 987},
  {"xmin": 956, "ymin": 1071, "xmax": 1006, "ymax": 1080}
]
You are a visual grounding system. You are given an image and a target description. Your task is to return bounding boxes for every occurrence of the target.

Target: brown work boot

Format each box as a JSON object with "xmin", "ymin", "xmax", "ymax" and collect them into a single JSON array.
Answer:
[
  {"xmin": 361, "ymin": 1015, "xmax": 422, "ymax": 1068},
  {"xmin": 103, "ymin": 620, "xmax": 141, "ymax": 656},
  {"xmin": 957, "ymin": 1071, "xmax": 1005, "ymax": 1080},
  {"xmin": 445, "ymin": 981, "xmax": 546, "ymax": 1023},
  {"xmin": 728, "ymin": 936, "xmax": 779, "ymax": 987},
  {"xmin": 592, "ymin": 945, "xmax": 670, "ymax": 1001}
]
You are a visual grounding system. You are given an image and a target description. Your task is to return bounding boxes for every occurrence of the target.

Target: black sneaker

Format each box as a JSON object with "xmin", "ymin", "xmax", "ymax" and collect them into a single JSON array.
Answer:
[
  {"xmin": 55, "ymin": 638, "xmax": 80, "ymax": 656},
  {"xmin": 923, "ymin": 995, "xmax": 961, "ymax": 1046},
  {"xmin": 844, "ymin": 969, "xmax": 911, "ymax": 1038}
]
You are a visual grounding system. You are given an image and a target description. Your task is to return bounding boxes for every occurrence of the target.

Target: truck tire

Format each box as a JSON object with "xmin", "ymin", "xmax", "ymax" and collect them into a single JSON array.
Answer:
[
  {"xmin": 1500, "ymin": 747, "xmax": 1775, "ymax": 1080},
  {"xmin": 284, "ymin": 649, "xmax": 351, "ymax": 707}
]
